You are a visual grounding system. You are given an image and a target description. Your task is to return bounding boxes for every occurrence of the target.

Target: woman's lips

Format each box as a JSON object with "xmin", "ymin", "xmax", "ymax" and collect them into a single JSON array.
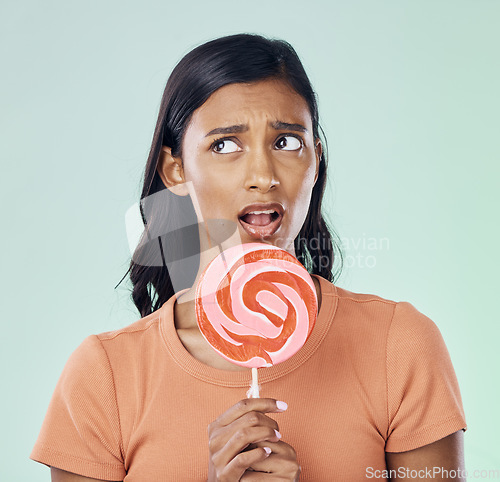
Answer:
[{"xmin": 238, "ymin": 212, "xmax": 283, "ymax": 239}]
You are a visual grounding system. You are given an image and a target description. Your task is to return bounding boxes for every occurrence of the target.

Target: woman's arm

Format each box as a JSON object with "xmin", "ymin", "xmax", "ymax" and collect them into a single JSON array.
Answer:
[
  {"xmin": 385, "ymin": 430, "xmax": 465, "ymax": 481},
  {"xmin": 51, "ymin": 467, "xmax": 121, "ymax": 482}
]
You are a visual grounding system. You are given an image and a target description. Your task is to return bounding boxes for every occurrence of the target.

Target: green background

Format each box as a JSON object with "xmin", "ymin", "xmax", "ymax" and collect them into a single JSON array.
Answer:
[{"xmin": 1, "ymin": 0, "xmax": 498, "ymax": 480}]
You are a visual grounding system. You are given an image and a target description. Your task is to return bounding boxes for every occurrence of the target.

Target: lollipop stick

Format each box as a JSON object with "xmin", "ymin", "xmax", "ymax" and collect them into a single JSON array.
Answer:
[{"xmin": 246, "ymin": 368, "xmax": 260, "ymax": 398}]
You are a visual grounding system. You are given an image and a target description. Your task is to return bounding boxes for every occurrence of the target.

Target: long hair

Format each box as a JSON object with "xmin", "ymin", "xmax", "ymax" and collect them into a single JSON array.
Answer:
[{"xmin": 116, "ymin": 33, "xmax": 344, "ymax": 317}]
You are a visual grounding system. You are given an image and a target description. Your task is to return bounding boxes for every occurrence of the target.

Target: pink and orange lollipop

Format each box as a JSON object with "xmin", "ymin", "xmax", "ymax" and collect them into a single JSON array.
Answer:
[{"xmin": 195, "ymin": 243, "xmax": 318, "ymax": 396}]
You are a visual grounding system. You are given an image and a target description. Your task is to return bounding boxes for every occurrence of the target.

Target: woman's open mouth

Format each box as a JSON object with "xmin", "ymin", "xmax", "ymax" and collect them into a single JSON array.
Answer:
[{"xmin": 237, "ymin": 203, "xmax": 284, "ymax": 239}]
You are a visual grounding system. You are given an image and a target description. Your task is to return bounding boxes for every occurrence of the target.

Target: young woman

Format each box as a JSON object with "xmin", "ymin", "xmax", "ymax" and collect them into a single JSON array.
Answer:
[{"xmin": 31, "ymin": 33, "xmax": 467, "ymax": 481}]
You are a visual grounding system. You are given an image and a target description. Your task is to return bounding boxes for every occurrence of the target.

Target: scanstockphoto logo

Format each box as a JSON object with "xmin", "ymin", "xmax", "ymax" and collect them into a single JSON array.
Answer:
[
  {"xmin": 339, "ymin": 233, "xmax": 390, "ymax": 269},
  {"xmin": 366, "ymin": 466, "xmax": 500, "ymax": 479}
]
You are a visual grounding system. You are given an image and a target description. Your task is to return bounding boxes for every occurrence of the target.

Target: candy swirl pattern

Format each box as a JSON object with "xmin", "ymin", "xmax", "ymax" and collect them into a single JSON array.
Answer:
[{"xmin": 195, "ymin": 243, "xmax": 318, "ymax": 368}]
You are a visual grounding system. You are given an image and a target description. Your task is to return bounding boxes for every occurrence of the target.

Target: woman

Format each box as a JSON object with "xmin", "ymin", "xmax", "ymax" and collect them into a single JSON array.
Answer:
[{"xmin": 30, "ymin": 33, "xmax": 467, "ymax": 481}]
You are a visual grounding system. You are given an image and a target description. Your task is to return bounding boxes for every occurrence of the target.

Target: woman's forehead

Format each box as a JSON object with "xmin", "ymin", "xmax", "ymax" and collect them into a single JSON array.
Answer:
[{"xmin": 188, "ymin": 79, "xmax": 312, "ymax": 135}]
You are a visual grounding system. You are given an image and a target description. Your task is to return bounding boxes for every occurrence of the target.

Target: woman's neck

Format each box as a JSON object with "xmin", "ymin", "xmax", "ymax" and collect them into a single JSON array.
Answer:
[{"xmin": 174, "ymin": 224, "xmax": 318, "ymax": 330}]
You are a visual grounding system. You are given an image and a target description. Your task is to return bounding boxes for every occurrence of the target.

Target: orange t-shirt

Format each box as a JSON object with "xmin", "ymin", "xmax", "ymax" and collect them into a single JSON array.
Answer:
[{"xmin": 30, "ymin": 275, "xmax": 467, "ymax": 480}]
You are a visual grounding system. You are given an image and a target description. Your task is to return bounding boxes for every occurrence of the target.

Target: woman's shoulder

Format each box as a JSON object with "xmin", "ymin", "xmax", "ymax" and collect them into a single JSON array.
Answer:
[
  {"xmin": 334, "ymin": 284, "xmax": 397, "ymax": 306},
  {"xmin": 314, "ymin": 274, "xmax": 398, "ymax": 309},
  {"xmin": 65, "ymin": 307, "xmax": 168, "ymax": 370},
  {"xmin": 58, "ymin": 308, "xmax": 169, "ymax": 397},
  {"xmin": 315, "ymin": 275, "xmax": 437, "ymax": 335},
  {"xmin": 96, "ymin": 308, "xmax": 163, "ymax": 342}
]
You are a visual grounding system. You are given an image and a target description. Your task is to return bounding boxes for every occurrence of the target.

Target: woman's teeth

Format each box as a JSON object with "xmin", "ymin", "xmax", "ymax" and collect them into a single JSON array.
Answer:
[
  {"xmin": 238, "ymin": 208, "xmax": 282, "ymax": 239},
  {"xmin": 241, "ymin": 210, "xmax": 276, "ymax": 226}
]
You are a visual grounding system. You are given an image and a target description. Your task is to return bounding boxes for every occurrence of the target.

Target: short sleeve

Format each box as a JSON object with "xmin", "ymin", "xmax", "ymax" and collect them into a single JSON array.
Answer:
[
  {"xmin": 385, "ymin": 302, "xmax": 467, "ymax": 453},
  {"xmin": 30, "ymin": 335, "xmax": 126, "ymax": 481}
]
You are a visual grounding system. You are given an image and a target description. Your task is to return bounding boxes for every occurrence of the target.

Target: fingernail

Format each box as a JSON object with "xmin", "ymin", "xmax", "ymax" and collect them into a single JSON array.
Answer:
[
  {"xmin": 276, "ymin": 400, "xmax": 288, "ymax": 411},
  {"xmin": 263, "ymin": 447, "xmax": 272, "ymax": 456},
  {"xmin": 274, "ymin": 429, "xmax": 282, "ymax": 439}
]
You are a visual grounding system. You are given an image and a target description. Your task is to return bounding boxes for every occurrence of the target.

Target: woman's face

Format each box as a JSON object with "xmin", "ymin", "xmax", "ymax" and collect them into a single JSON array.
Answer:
[{"xmin": 161, "ymin": 78, "xmax": 322, "ymax": 255}]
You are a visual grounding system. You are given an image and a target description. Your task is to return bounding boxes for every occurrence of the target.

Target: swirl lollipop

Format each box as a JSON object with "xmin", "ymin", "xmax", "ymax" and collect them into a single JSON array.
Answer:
[{"xmin": 195, "ymin": 243, "xmax": 318, "ymax": 397}]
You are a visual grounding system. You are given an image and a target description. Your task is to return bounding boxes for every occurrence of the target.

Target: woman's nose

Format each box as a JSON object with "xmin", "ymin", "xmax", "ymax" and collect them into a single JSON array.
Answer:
[{"xmin": 244, "ymin": 151, "xmax": 280, "ymax": 193}]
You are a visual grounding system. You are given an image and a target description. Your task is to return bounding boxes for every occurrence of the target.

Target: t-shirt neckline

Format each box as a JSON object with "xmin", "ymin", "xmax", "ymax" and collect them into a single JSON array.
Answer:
[{"xmin": 159, "ymin": 274, "xmax": 338, "ymax": 387}]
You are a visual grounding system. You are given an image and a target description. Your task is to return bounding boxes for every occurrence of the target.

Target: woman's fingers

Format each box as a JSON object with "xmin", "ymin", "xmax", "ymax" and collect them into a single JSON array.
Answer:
[
  {"xmin": 251, "ymin": 440, "xmax": 297, "ymax": 458},
  {"xmin": 209, "ymin": 410, "xmax": 280, "ymax": 455},
  {"xmin": 207, "ymin": 398, "xmax": 288, "ymax": 481},
  {"xmin": 212, "ymin": 425, "xmax": 281, "ymax": 469},
  {"xmin": 248, "ymin": 441, "xmax": 301, "ymax": 478},
  {"xmin": 240, "ymin": 472, "xmax": 290, "ymax": 481},
  {"xmin": 219, "ymin": 446, "xmax": 272, "ymax": 481},
  {"xmin": 210, "ymin": 398, "xmax": 287, "ymax": 429},
  {"xmin": 248, "ymin": 453, "xmax": 301, "ymax": 477}
]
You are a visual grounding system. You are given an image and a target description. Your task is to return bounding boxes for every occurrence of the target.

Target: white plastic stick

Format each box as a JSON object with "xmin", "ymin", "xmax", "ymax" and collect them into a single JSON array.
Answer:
[{"xmin": 246, "ymin": 368, "xmax": 260, "ymax": 398}]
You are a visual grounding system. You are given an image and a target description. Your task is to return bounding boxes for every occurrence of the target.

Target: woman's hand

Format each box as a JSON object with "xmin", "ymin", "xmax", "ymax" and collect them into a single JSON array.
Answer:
[{"xmin": 207, "ymin": 398, "xmax": 300, "ymax": 481}]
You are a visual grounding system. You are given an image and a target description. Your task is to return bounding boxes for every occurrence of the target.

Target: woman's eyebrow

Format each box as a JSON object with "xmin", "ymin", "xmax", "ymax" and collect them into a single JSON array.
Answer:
[
  {"xmin": 271, "ymin": 121, "xmax": 308, "ymax": 133},
  {"xmin": 205, "ymin": 121, "xmax": 308, "ymax": 137}
]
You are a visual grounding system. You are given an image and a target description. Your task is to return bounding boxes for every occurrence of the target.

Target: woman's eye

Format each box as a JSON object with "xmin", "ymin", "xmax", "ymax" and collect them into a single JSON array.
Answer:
[
  {"xmin": 276, "ymin": 135, "xmax": 302, "ymax": 151},
  {"xmin": 212, "ymin": 139, "xmax": 240, "ymax": 154}
]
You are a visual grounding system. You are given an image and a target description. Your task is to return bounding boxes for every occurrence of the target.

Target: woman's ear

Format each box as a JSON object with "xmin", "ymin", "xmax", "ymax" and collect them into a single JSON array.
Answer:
[{"xmin": 157, "ymin": 146, "xmax": 189, "ymax": 196}]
